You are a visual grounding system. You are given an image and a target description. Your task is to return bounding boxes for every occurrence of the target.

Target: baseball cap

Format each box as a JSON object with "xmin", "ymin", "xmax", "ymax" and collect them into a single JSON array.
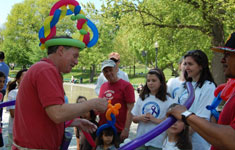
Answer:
[
  {"xmin": 109, "ymin": 52, "xmax": 120, "ymax": 60},
  {"xmin": 211, "ymin": 32, "xmax": 235, "ymax": 53},
  {"xmin": 101, "ymin": 60, "xmax": 116, "ymax": 71}
]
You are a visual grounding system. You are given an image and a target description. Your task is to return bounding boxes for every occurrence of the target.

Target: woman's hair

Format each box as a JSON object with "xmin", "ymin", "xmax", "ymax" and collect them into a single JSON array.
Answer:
[
  {"xmin": 96, "ymin": 127, "xmax": 118, "ymax": 148},
  {"xmin": 184, "ymin": 50, "xmax": 216, "ymax": 88},
  {"xmin": 76, "ymin": 96, "xmax": 96, "ymax": 122},
  {"xmin": 140, "ymin": 68, "xmax": 168, "ymax": 101},
  {"xmin": 0, "ymin": 71, "xmax": 6, "ymax": 79},
  {"xmin": 168, "ymin": 104, "xmax": 192, "ymax": 149},
  {"xmin": 76, "ymin": 96, "xmax": 87, "ymax": 103},
  {"xmin": 7, "ymin": 69, "xmax": 27, "ymax": 93}
]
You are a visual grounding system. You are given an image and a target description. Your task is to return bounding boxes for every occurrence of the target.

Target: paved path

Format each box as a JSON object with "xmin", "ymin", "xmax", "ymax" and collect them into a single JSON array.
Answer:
[{"xmin": 0, "ymin": 84, "xmax": 139, "ymax": 149}]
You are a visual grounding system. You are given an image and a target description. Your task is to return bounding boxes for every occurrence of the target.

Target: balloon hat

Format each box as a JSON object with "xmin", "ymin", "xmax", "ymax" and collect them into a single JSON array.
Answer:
[
  {"xmin": 38, "ymin": 0, "xmax": 99, "ymax": 50},
  {"xmin": 96, "ymin": 100, "xmax": 121, "ymax": 137}
]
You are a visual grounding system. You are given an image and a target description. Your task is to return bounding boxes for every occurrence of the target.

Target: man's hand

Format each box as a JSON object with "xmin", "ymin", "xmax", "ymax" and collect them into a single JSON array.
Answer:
[
  {"xmin": 120, "ymin": 129, "xmax": 129, "ymax": 141},
  {"xmin": 89, "ymin": 98, "xmax": 108, "ymax": 113},
  {"xmin": 166, "ymin": 104, "xmax": 187, "ymax": 120},
  {"xmin": 71, "ymin": 118, "xmax": 97, "ymax": 133}
]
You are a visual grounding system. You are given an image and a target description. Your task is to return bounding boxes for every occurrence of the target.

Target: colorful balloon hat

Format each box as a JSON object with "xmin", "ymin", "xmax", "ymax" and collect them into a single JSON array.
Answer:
[{"xmin": 38, "ymin": 0, "xmax": 99, "ymax": 50}]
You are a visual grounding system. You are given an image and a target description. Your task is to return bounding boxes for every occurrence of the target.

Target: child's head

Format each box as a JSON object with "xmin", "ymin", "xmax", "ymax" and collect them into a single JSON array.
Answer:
[
  {"xmin": 167, "ymin": 104, "xmax": 192, "ymax": 149},
  {"xmin": 76, "ymin": 96, "xmax": 96, "ymax": 121},
  {"xmin": 7, "ymin": 69, "xmax": 27, "ymax": 93},
  {"xmin": 140, "ymin": 68, "xmax": 168, "ymax": 101},
  {"xmin": 76, "ymin": 96, "xmax": 87, "ymax": 103},
  {"xmin": 96, "ymin": 127, "xmax": 118, "ymax": 147},
  {"xmin": 0, "ymin": 71, "xmax": 6, "ymax": 90},
  {"xmin": 178, "ymin": 57, "xmax": 185, "ymax": 73}
]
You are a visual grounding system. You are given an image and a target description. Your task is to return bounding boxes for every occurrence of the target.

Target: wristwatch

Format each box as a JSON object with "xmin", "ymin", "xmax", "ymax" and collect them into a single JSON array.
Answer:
[{"xmin": 181, "ymin": 110, "xmax": 195, "ymax": 126}]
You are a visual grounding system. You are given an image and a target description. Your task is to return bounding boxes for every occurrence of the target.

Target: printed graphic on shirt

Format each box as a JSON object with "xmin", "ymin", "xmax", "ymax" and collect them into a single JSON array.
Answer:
[
  {"xmin": 104, "ymin": 90, "xmax": 115, "ymax": 100},
  {"xmin": 142, "ymin": 101, "xmax": 160, "ymax": 118}
]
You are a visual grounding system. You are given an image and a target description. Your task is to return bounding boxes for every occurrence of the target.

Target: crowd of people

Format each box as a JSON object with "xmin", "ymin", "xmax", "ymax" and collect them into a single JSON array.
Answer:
[{"xmin": 0, "ymin": 31, "xmax": 234, "ymax": 150}]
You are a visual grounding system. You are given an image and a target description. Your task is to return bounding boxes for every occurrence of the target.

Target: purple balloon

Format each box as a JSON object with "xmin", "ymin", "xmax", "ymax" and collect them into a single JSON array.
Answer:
[
  {"xmin": 119, "ymin": 82, "xmax": 195, "ymax": 150},
  {"xmin": 0, "ymin": 100, "xmax": 15, "ymax": 108}
]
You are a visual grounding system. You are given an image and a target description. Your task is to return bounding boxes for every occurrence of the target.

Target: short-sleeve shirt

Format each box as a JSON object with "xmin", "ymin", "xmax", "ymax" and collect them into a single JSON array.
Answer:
[
  {"xmin": 167, "ymin": 77, "xmax": 184, "ymax": 99},
  {"xmin": 98, "ymin": 79, "xmax": 135, "ymax": 132},
  {"xmin": 0, "ymin": 62, "xmax": 9, "ymax": 90},
  {"xmin": 95, "ymin": 69, "xmax": 129, "ymax": 95},
  {"xmin": 175, "ymin": 81, "xmax": 216, "ymax": 150},
  {"xmin": 131, "ymin": 95, "xmax": 174, "ymax": 148},
  {"xmin": 7, "ymin": 89, "xmax": 18, "ymax": 134},
  {"xmin": 13, "ymin": 58, "xmax": 65, "ymax": 149},
  {"xmin": 211, "ymin": 94, "xmax": 235, "ymax": 150}
]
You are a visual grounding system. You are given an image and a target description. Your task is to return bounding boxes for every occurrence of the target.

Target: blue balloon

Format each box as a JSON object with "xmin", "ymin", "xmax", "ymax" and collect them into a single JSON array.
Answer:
[
  {"xmin": 66, "ymin": 9, "xmax": 73, "ymax": 15},
  {"xmin": 87, "ymin": 19, "xmax": 99, "ymax": 48},
  {"xmin": 74, "ymin": 5, "xmax": 81, "ymax": 15},
  {"xmin": 50, "ymin": 9, "xmax": 61, "ymax": 28},
  {"xmin": 119, "ymin": 82, "xmax": 195, "ymax": 150},
  {"xmin": 38, "ymin": 26, "xmax": 45, "ymax": 39},
  {"xmin": 206, "ymin": 92, "xmax": 222, "ymax": 121},
  {"xmin": 96, "ymin": 113, "xmax": 117, "ymax": 137}
]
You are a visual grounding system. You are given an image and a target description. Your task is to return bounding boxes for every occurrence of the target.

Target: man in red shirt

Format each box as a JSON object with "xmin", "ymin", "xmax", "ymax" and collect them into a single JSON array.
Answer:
[
  {"xmin": 167, "ymin": 32, "xmax": 235, "ymax": 150},
  {"xmin": 99, "ymin": 60, "xmax": 135, "ymax": 143},
  {"xmin": 13, "ymin": 36, "xmax": 108, "ymax": 149}
]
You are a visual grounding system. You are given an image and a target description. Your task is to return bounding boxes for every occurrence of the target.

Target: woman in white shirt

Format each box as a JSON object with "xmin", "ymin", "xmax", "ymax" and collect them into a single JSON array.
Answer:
[{"xmin": 174, "ymin": 50, "xmax": 216, "ymax": 150}]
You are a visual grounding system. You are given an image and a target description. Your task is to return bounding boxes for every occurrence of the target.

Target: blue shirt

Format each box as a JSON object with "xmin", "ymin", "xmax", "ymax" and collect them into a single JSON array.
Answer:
[{"xmin": 0, "ymin": 62, "xmax": 9, "ymax": 90}]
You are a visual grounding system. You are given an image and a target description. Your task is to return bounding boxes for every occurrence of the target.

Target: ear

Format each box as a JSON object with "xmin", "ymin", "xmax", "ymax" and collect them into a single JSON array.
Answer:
[{"xmin": 56, "ymin": 46, "xmax": 64, "ymax": 56}]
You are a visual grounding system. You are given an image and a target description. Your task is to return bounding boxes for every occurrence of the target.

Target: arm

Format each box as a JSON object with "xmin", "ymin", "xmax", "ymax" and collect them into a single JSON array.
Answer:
[
  {"xmin": 132, "ymin": 114, "xmax": 150, "ymax": 123},
  {"xmin": 45, "ymin": 98, "xmax": 108, "ymax": 124},
  {"xmin": 9, "ymin": 109, "xmax": 15, "ymax": 118},
  {"xmin": 167, "ymin": 105, "xmax": 235, "ymax": 150},
  {"xmin": 120, "ymin": 103, "xmax": 134, "ymax": 140}
]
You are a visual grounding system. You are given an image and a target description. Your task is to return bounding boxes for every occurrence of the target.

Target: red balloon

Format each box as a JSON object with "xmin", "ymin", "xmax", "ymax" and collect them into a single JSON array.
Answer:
[
  {"xmin": 83, "ymin": 32, "xmax": 90, "ymax": 45},
  {"xmin": 0, "ymin": 93, "xmax": 3, "ymax": 101},
  {"xmin": 221, "ymin": 79, "xmax": 235, "ymax": 101},
  {"xmin": 76, "ymin": 19, "xmax": 86, "ymax": 30},
  {"xmin": 50, "ymin": 0, "xmax": 79, "ymax": 16},
  {"xmin": 214, "ymin": 83, "xmax": 226, "ymax": 97}
]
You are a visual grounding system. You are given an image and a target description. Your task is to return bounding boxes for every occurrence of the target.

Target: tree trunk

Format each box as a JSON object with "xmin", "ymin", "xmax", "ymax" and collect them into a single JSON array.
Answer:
[
  {"xmin": 90, "ymin": 64, "xmax": 95, "ymax": 83},
  {"xmin": 211, "ymin": 21, "xmax": 226, "ymax": 85},
  {"xmin": 133, "ymin": 65, "xmax": 136, "ymax": 77}
]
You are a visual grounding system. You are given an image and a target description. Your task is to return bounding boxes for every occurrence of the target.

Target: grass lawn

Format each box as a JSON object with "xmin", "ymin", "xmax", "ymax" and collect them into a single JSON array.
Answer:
[{"xmin": 9, "ymin": 65, "xmax": 174, "ymax": 86}]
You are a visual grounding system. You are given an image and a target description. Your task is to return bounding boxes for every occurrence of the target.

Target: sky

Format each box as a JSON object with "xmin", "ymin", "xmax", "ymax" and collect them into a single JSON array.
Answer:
[{"xmin": 0, "ymin": 0, "xmax": 103, "ymax": 27}]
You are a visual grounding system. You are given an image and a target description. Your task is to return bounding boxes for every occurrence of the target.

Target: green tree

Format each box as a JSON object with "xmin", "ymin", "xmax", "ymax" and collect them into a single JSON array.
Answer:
[{"xmin": 102, "ymin": 0, "xmax": 235, "ymax": 84}]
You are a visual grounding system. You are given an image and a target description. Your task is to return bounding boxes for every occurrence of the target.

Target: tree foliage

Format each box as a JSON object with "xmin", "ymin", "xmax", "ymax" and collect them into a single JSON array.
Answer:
[{"xmin": 1, "ymin": 0, "xmax": 235, "ymax": 83}]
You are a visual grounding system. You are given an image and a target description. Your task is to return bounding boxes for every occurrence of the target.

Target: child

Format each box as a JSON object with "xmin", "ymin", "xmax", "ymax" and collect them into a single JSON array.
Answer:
[
  {"xmin": 96, "ymin": 127, "xmax": 118, "ymax": 150},
  {"xmin": 131, "ymin": 68, "xmax": 174, "ymax": 150},
  {"xmin": 6, "ymin": 69, "xmax": 27, "ymax": 150},
  {"xmin": 162, "ymin": 104, "xmax": 192, "ymax": 150},
  {"xmin": 75, "ymin": 96, "xmax": 98, "ymax": 150}
]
